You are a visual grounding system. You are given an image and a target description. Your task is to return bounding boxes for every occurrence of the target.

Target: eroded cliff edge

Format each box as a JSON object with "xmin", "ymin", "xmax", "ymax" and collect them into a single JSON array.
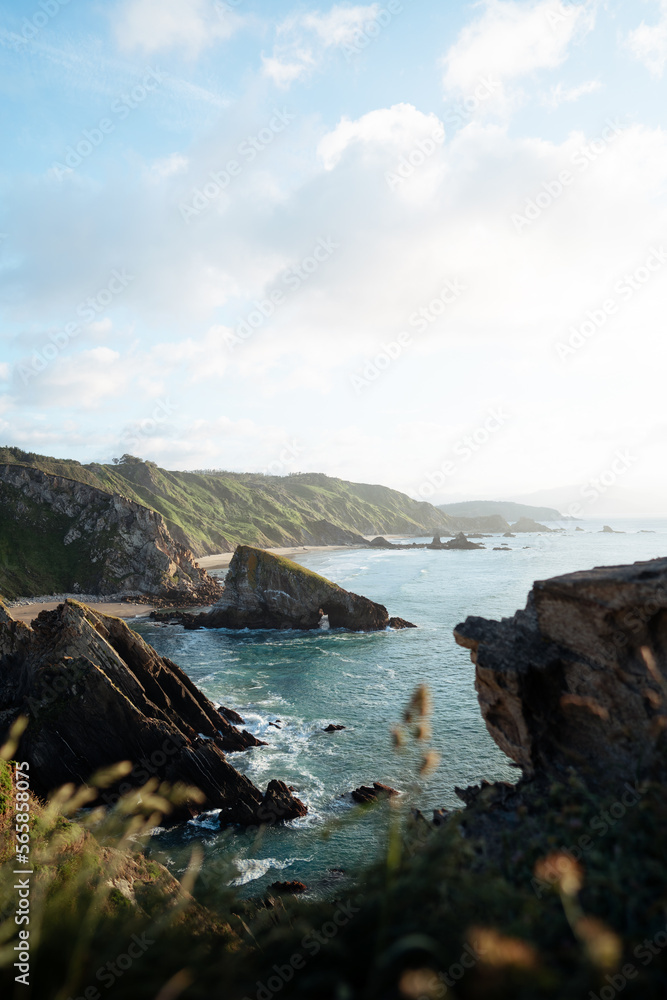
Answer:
[
  {"xmin": 454, "ymin": 556, "xmax": 667, "ymax": 788},
  {"xmin": 0, "ymin": 599, "xmax": 307, "ymax": 825}
]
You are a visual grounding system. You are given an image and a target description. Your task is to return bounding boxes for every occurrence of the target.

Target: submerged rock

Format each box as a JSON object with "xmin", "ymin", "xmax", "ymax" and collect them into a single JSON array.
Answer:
[
  {"xmin": 454, "ymin": 556, "xmax": 667, "ymax": 788},
  {"xmin": 0, "ymin": 599, "xmax": 306, "ymax": 825},
  {"xmin": 155, "ymin": 546, "xmax": 416, "ymax": 631},
  {"xmin": 270, "ymin": 881, "xmax": 307, "ymax": 894}
]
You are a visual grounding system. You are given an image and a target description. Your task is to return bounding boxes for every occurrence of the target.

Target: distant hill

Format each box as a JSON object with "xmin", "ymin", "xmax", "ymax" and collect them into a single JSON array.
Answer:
[
  {"xmin": 438, "ymin": 500, "xmax": 563, "ymax": 521},
  {"xmin": 0, "ymin": 448, "xmax": 453, "ymax": 560}
]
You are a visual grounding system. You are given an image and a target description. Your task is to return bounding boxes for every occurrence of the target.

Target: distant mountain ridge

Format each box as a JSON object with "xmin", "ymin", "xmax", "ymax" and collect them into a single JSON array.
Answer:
[{"xmin": 438, "ymin": 499, "xmax": 564, "ymax": 521}]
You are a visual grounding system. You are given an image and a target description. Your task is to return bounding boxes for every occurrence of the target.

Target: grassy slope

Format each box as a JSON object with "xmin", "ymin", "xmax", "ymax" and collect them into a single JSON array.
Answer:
[{"xmin": 0, "ymin": 448, "xmax": 450, "ymax": 557}]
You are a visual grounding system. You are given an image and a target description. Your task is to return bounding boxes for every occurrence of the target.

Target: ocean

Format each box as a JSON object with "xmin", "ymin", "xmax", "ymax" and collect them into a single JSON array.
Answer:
[{"xmin": 132, "ymin": 518, "xmax": 667, "ymax": 896}]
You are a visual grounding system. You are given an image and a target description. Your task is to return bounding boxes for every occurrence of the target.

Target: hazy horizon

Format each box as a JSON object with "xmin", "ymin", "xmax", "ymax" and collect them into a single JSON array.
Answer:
[{"xmin": 1, "ymin": 0, "xmax": 667, "ymax": 515}]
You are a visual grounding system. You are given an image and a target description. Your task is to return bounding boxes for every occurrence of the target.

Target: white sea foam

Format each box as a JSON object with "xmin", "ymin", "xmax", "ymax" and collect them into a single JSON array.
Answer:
[{"xmin": 229, "ymin": 856, "xmax": 313, "ymax": 886}]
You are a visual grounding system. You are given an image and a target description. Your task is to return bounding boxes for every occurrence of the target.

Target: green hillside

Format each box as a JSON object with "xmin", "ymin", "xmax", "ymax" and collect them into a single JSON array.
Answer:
[{"xmin": 0, "ymin": 448, "xmax": 451, "ymax": 556}]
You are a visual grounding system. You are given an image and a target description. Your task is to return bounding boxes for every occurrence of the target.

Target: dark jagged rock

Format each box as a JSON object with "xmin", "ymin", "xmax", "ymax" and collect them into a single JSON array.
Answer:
[
  {"xmin": 217, "ymin": 704, "xmax": 245, "ymax": 725},
  {"xmin": 153, "ymin": 546, "xmax": 415, "ymax": 632},
  {"xmin": 323, "ymin": 724, "xmax": 345, "ymax": 732},
  {"xmin": 444, "ymin": 532, "xmax": 485, "ymax": 550},
  {"xmin": 260, "ymin": 779, "xmax": 308, "ymax": 823},
  {"xmin": 268, "ymin": 880, "xmax": 305, "ymax": 897},
  {"xmin": 388, "ymin": 617, "xmax": 418, "ymax": 629},
  {"xmin": 454, "ymin": 556, "xmax": 667, "ymax": 788},
  {"xmin": 0, "ymin": 599, "xmax": 306, "ymax": 825},
  {"xmin": 351, "ymin": 782, "xmax": 399, "ymax": 804}
]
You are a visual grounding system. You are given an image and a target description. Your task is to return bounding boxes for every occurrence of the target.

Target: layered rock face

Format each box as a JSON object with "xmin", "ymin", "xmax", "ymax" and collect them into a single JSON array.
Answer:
[
  {"xmin": 0, "ymin": 464, "xmax": 219, "ymax": 601},
  {"xmin": 159, "ymin": 546, "xmax": 415, "ymax": 631},
  {"xmin": 454, "ymin": 557, "xmax": 667, "ymax": 787},
  {"xmin": 0, "ymin": 600, "xmax": 307, "ymax": 825}
]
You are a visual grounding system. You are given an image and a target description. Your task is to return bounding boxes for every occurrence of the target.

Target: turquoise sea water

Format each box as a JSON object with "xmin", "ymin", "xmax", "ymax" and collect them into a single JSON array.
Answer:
[{"xmin": 133, "ymin": 518, "xmax": 667, "ymax": 896}]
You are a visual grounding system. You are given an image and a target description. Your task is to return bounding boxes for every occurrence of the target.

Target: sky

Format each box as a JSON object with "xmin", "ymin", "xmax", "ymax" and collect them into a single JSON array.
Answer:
[{"xmin": 1, "ymin": 0, "xmax": 667, "ymax": 512}]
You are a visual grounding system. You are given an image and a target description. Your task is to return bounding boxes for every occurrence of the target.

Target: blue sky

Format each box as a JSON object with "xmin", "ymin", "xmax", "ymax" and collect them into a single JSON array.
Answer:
[{"xmin": 1, "ymin": 0, "xmax": 667, "ymax": 510}]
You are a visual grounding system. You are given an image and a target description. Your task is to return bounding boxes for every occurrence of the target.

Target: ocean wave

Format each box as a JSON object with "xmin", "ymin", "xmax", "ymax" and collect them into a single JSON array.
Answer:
[{"xmin": 229, "ymin": 855, "xmax": 313, "ymax": 887}]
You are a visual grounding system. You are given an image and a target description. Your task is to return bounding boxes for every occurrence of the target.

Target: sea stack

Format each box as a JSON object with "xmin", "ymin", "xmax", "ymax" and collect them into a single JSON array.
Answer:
[{"xmin": 155, "ymin": 546, "xmax": 416, "ymax": 631}]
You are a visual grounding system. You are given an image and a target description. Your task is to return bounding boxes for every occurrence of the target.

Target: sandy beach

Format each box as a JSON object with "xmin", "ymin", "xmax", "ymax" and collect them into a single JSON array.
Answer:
[
  {"xmin": 197, "ymin": 543, "xmax": 352, "ymax": 571},
  {"xmin": 9, "ymin": 601, "xmax": 158, "ymax": 625}
]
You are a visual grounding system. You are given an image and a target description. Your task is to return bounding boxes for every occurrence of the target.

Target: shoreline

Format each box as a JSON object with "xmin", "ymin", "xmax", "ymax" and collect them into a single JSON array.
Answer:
[
  {"xmin": 7, "ymin": 545, "xmax": 356, "ymax": 624},
  {"xmin": 197, "ymin": 543, "xmax": 353, "ymax": 571},
  {"xmin": 9, "ymin": 600, "xmax": 159, "ymax": 625}
]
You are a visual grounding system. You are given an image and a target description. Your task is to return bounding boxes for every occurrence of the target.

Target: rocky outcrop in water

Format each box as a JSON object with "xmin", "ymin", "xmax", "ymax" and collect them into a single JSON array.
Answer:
[
  {"xmin": 454, "ymin": 556, "xmax": 667, "ymax": 788},
  {"xmin": 0, "ymin": 464, "xmax": 220, "ymax": 602},
  {"xmin": 0, "ymin": 599, "xmax": 307, "ymax": 825},
  {"xmin": 156, "ymin": 546, "xmax": 416, "ymax": 631},
  {"xmin": 350, "ymin": 782, "xmax": 399, "ymax": 804},
  {"xmin": 444, "ymin": 532, "xmax": 485, "ymax": 550}
]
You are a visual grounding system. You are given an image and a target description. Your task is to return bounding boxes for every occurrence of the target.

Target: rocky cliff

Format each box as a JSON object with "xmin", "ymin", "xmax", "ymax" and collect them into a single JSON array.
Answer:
[
  {"xmin": 157, "ymin": 545, "xmax": 416, "ymax": 631},
  {"xmin": 0, "ymin": 464, "xmax": 220, "ymax": 601},
  {"xmin": 0, "ymin": 599, "xmax": 307, "ymax": 825},
  {"xmin": 454, "ymin": 556, "xmax": 667, "ymax": 787}
]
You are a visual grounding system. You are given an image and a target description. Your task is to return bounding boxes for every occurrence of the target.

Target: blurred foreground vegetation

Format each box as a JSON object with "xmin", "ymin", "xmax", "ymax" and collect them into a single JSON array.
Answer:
[{"xmin": 1, "ymin": 719, "xmax": 666, "ymax": 1000}]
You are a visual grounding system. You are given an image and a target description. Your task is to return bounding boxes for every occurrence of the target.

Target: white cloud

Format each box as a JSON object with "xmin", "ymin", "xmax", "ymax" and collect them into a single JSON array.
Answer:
[
  {"xmin": 628, "ymin": 0, "xmax": 667, "ymax": 78},
  {"xmin": 145, "ymin": 153, "xmax": 189, "ymax": 184},
  {"xmin": 262, "ymin": 50, "xmax": 316, "ymax": 88},
  {"xmin": 317, "ymin": 103, "xmax": 444, "ymax": 169},
  {"xmin": 542, "ymin": 78, "xmax": 601, "ymax": 108},
  {"xmin": 262, "ymin": 3, "xmax": 384, "ymax": 88},
  {"xmin": 302, "ymin": 4, "xmax": 381, "ymax": 47},
  {"xmin": 89, "ymin": 318, "xmax": 113, "ymax": 335},
  {"xmin": 114, "ymin": 0, "xmax": 242, "ymax": 57},
  {"xmin": 442, "ymin": 0, "xmax": 596, "ymax": 112}
]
